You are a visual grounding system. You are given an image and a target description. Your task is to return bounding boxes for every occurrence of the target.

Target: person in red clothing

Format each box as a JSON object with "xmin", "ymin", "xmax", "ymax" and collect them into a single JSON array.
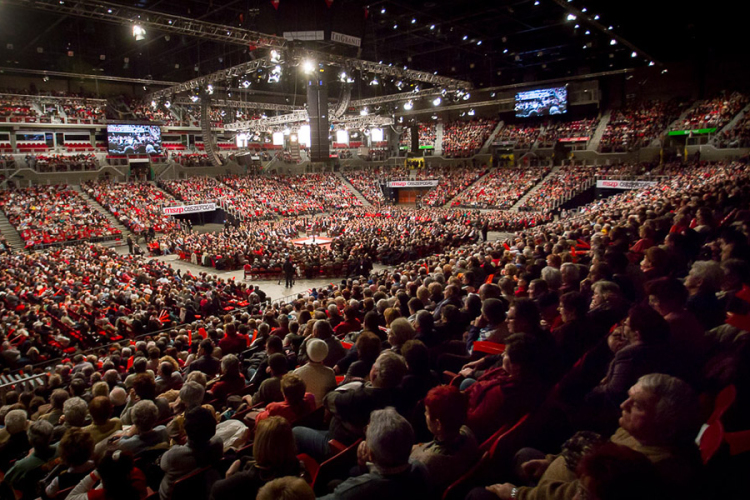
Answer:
[
  {"xmin": 218, "ymin": 322, "xmax": 248, "ymax": 355},
  {"xmin": 255, "ymin": 373, "xmax": 315, "ymax": 425},
  {"xmin": 333, "ymin": 306, "xmax": 362, "ymax": 338},
  {"xmin": 67, "ymin": 449, "xmax": 147, "ymax": 500},
  {"xmin": 209, "ymin": 354, "xmax": 246, "ymax": 405},
  {"xmin": 462, "ymin": 332, "xmax": 548, "ymax": 443}
]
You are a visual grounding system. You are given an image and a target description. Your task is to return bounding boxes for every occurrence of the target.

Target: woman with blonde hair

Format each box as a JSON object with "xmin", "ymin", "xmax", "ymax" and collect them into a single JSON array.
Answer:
[{"xmin": 209, "ymin": 416, "xmax": 305, "ymax": 500}]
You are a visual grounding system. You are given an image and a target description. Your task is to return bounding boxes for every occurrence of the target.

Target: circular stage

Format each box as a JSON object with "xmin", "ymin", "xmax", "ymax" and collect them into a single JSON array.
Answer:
[{"xmin": 291, "ymin": 235, "xmax": 333, "ymax": 247}]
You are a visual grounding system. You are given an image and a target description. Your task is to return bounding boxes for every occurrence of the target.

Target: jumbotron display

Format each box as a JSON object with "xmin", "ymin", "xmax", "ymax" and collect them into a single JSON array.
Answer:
[
  {"xmin": 107, "ymin": 124, "xmax": 162, "ymax": 155},
  {"xmin": 515, "ymin": 86, "xmax": 568, "ymax": 118}
]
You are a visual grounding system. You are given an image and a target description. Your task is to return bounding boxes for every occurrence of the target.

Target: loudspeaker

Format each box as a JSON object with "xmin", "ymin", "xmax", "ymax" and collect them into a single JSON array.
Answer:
[
  {"xmin": 411, "ymin": 125, "xmax": 419, "ymax": 154},
  {"xmin": 307, "ymin": 77, "xmax": 330, "ymax": 162}
]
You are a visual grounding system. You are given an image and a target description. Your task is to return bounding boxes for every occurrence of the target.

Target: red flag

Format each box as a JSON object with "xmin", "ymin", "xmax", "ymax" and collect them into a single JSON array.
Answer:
[
  {"xmin": 198, "ymin": 327, "xmax": 208, "ymax": 339},
  {"xmin": 271, "ymin": 0, "xmax": 280, "ymax": 10}
]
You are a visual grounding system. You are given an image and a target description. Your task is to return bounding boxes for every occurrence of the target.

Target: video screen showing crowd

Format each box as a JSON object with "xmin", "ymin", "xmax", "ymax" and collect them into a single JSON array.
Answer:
[
  {"xmin": 515, "ymin": 86, "xmax": 568, "ymax": 118},
  {"xmin": 107, "ymin": 124, "xmax": 163, "ymax": 155}
]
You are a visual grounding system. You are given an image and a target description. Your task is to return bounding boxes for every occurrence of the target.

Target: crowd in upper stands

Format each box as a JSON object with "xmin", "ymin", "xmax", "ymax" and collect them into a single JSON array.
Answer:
[
  {"xmin": 495, "ymin": 124, "xmax": 541, "ymax": 150},
  {"xmin": 24, "ymin": 154, "xmax": 98, "ymax": 172},
  {"xmin": 0, "ymin": 157, "xmax": 748, "ymax": 500},
  {"xmin": 452, "ymin": 167, "xmax": 551, "ymax": 209},
  {"xmin": 537, "ymin": 118, "xmax": 599, "ymax": 147},
  {"xmin": 442, "ymin": 119, "xmax": 497, "ymax": 158},
  {"xmin": 715, "ymin": 111, "xmax": 750, "ymax": 148},
  {"xmin": 83, "ymin": 181, "xmax": 182, "ymax": 236},
  {"xmin": 599, "ymin": 99, "xmax": 685, "ymax": 152},
  {"xmin": 0, "ymin": 186, "xmax": 121, "ymax": 249},
  {"xmin": 670, "ymin": 92, "xmax": 748, "ymax": 132}
]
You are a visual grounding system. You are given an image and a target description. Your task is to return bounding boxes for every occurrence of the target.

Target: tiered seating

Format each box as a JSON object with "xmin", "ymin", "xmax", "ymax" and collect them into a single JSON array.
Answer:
[
  {"xmin": 671, "ymin": 92, "xmax": 748, "ymax": 131},
  {"xmin": 0, "ymin": 95, "xmax": 37, "ymax": 122},
  {"xmin": 1, "ymin": 159, "xmax": 748, "ymax": 500},
  {"xmin": 537, "ymin": 117, "xmax": 599, "ymax": 147},
  {"xmin": 83, "ymin": 181, "xmax": 181, "ymax": 234},
  {"xmin": 220, "ymin": 173, "xmax": 362, "ymax": 217},
  {"xmin": 451, "ymin": 167, "xmax": 551, "ymax": 209},
  {"xmin": 0, "ymin": 185, "xmax": 121, "ymax": 249},
  {"xmin": 25, "ymin": 154, "xmax": 98, "ymax": 172},
  {"xmin": 599, "ymin": 99, "xmax": 685, "ymax": 152},
  {"xmin": 518, "ymin": 165, "xmax": 598, "ymax": 211},
  {"xmin": 159, "ymin": 177, "xmax": 233, "ymax": 204},
  {"xmin": 418, "ymin": 165, "xmax": 488, "ymax": 207},
  {"xmin": 496, "ymin": 124, "xmax": 541, "ymax": 149},
  {"xmin": 715, "ymin": 112, "xmax": 750, "ymax": 148},
  {"xmin": 442, "ymin": 119, "xmax": 498, "ymax": 157}
]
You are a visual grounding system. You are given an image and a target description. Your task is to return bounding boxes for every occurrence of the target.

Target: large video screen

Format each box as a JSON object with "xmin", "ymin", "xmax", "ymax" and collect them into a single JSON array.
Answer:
[
  {"xmin": 515, "ymin": 87, "xmax": 568, "ymax": 118},
  {"xmin": 107, "ymin": 124, "xmax": 162, "ymax": 155}
]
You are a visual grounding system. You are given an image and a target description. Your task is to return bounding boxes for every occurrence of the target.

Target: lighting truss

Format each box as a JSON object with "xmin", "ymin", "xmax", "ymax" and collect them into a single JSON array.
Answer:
[
  {"xmin": 6, "ymin": 0, "xmax": 288, "ymax": 49},
  {"xmin": 333, "ymin": 115, "xmax": 394, "ymax": 129},
  {"xmin": 295, "ymin": 49, "xmax": 472, "ymax": 89},
  {"xmin": 224, "ymin": 110, "xmax": 310, "ymax": 132},
  {"xmin": 172, "ymin": 98, "xmax": 300, "ymax": 112},
  {"xmin": 350, "ymin": 88, "xmax": 446, "ymax": 107},
  {"xmin": 149, "ymin": 58, "xmax": 273, "ymax": 100}
]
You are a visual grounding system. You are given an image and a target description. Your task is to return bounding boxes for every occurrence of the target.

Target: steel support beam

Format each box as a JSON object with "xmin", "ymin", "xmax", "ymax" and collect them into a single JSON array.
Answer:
[
  {"xmin": 172, "ymin": 98, "xmax": 301, "ymax": 112},
  {"xmin": 150, "ymin": 58, "xmax": 274, "ymax": 100},
  {"xmin": 5, "ymin": 0, "xmax": 288, "ymax": 49}
]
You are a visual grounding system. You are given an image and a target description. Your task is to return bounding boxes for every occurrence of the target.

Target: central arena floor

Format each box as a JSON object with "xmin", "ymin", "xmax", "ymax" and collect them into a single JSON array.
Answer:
[{"xmin": 118, "ymin": 226, "xmax": 513, "ymax": 301}]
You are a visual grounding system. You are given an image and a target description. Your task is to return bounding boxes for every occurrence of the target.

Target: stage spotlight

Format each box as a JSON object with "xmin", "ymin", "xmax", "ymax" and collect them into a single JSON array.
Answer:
[
  {"xmin": 339, "ymin": 71, "xmax": 347, "ymax": 82},
  {"xmin": 206, "ymin": 84, "xmax": 214, "ymax": 94},
  {"xmin": 631, "ymin": 51, "xmax": 637, "ymax": 57},
  {"xmin": 610, "ymin": 39, "xmax": 617, "ymax": 45},
  {"xmin": 566, "ymin": 14, "xmax": 576, "ymax": 21},
  {"xmin": 190, "ymin": 95, "xmax": 199, "ymax": 103},
  {"xmin": 432, "ymin": 97, "xmax": 441, "ymax": 106},
  {"xmin": 649, "ymin": 61, "xmax": 655, "ymax": 66},
  {"xmin": 463, "ymin": 93, "xmax": 470, "ymax": 100},
  {"xmin": 132, "ymin": 25, "xmax": 146, "ymax": 41},
  {"xmin": 403, "ymin": 101, "xmax": 414, "ymax": 110},
  {"xmin": 242, "ymin": 80, "xmax": 251, "ymax": 88},
  {"xmin": 151, "ymin": 100, "xmax": 157, "ymax": 109},
  {"xmin": 302, "ymin": 59, "xmax": 315, "ymax": 74},
  {"xmin": 468, "ymin": 109, "xmax": 475, "ymax": 116},
  {"xmin": 164, "ymin": 100, "xmax": 171, "ymax": 108},
  {"xmin": 360, "ymin": 107, "xmax": 369, "ymax": 116},
  {"xmin": 370, "ymin": 76, "xmax": 379, "ymax": 85},
  {"xmin": 270, "ymin": 50, "xmax": 281, "ymax": 62}
]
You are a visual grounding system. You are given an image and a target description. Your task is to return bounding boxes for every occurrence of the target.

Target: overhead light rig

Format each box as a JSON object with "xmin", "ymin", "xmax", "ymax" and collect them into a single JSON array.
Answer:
[
  {"xmin": 149, "ymin": 58, "xmax": 273, "ymax": 101},
  {"xmin": 171, "ymin": 97, "xmax": 300, "ymax": 112},
  {"xmin": 6, "ymin": 0, "xmax": 287, "ymax": 49}
]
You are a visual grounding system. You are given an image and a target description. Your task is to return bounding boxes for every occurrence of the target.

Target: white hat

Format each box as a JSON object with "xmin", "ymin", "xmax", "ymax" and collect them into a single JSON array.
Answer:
[{"xmin": 307, "ymin": 338, "xmax": 329, "ymax": 363}]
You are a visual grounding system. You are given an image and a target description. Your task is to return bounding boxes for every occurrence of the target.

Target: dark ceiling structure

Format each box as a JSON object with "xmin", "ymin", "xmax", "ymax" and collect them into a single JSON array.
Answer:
[{"xmin": 0, "ymin": 0, "xmax": 743, "ymax": 96}]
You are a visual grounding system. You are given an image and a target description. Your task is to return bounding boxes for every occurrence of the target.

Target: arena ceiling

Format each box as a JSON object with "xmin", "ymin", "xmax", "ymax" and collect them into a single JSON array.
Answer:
[{"xmin": 0, "ymin": 0, "xmax": 743, "ymax": 95}]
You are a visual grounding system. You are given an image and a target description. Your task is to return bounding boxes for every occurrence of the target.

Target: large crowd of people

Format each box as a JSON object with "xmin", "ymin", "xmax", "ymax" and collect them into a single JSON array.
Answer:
[
  {"xmin": 599, "ymin": 99, "xmax": 685, "ymax": 152},
  {"xmin": 24, "ymin": 154, "xmax": 98, "ymax": 172},
  {"xmin": 715, "ymin": 111, "xmax": 750, "ymax": 148},
  {"xmin": 451, "ymin": 167, "xmax": 551, "ymax": 209},
  {"xmin": 537, "ymin": 118, "xmax": 599, "ymax": 147},
  {"xmin": 82, "ymin": 181, "xmax": 182, "ymax": 236},
  {"xmin": 670, "ymin": 92, "xmax": 748, "ymax": 132},
  {"xmin": 495, "ymin": 124, "xmax": 541, "ymax": 150},
  {"xmin": 0, "ymin": 185, "xmax": 121, "ymax": 249},
  {"xmin": 0, "ymin": 157, "xmax": 748, "ymax": 500},
  {"xmin": 442, "ymin": 119, "xmax": 498, "ymax": 158},
  {"xmin": 0, "ymin": 96, "xmax": 37, "ymax": 120}
]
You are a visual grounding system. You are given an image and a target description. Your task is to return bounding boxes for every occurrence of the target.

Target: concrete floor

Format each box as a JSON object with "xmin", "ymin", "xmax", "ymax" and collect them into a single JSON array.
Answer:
[{"xmin": 115, "ymin": 227, "xmax": 514, "ymax": 301}]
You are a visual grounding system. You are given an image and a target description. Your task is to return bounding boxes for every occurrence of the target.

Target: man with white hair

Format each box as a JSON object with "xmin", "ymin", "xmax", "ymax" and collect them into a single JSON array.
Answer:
[
  {"xmin": 685, "ymin": 260, "xmax": 725, "ymax": 330},
  {"xmin": 53, "ymin": 397, "xmax": 89, "ymax": 441},
  {"xmin": 4, "ymin": 419, "xmax": 56, "ymax": 497},
  {"xmin": 318, "ymin": 408, "xmax": 428, "ymax": 500},
  {"xmin": 475, "ymin": 374, "xmax": 702, "ymax": 500},
  {"xmin": 0, "ymin": 409, "xmax": 30, "ymax": 470}
]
